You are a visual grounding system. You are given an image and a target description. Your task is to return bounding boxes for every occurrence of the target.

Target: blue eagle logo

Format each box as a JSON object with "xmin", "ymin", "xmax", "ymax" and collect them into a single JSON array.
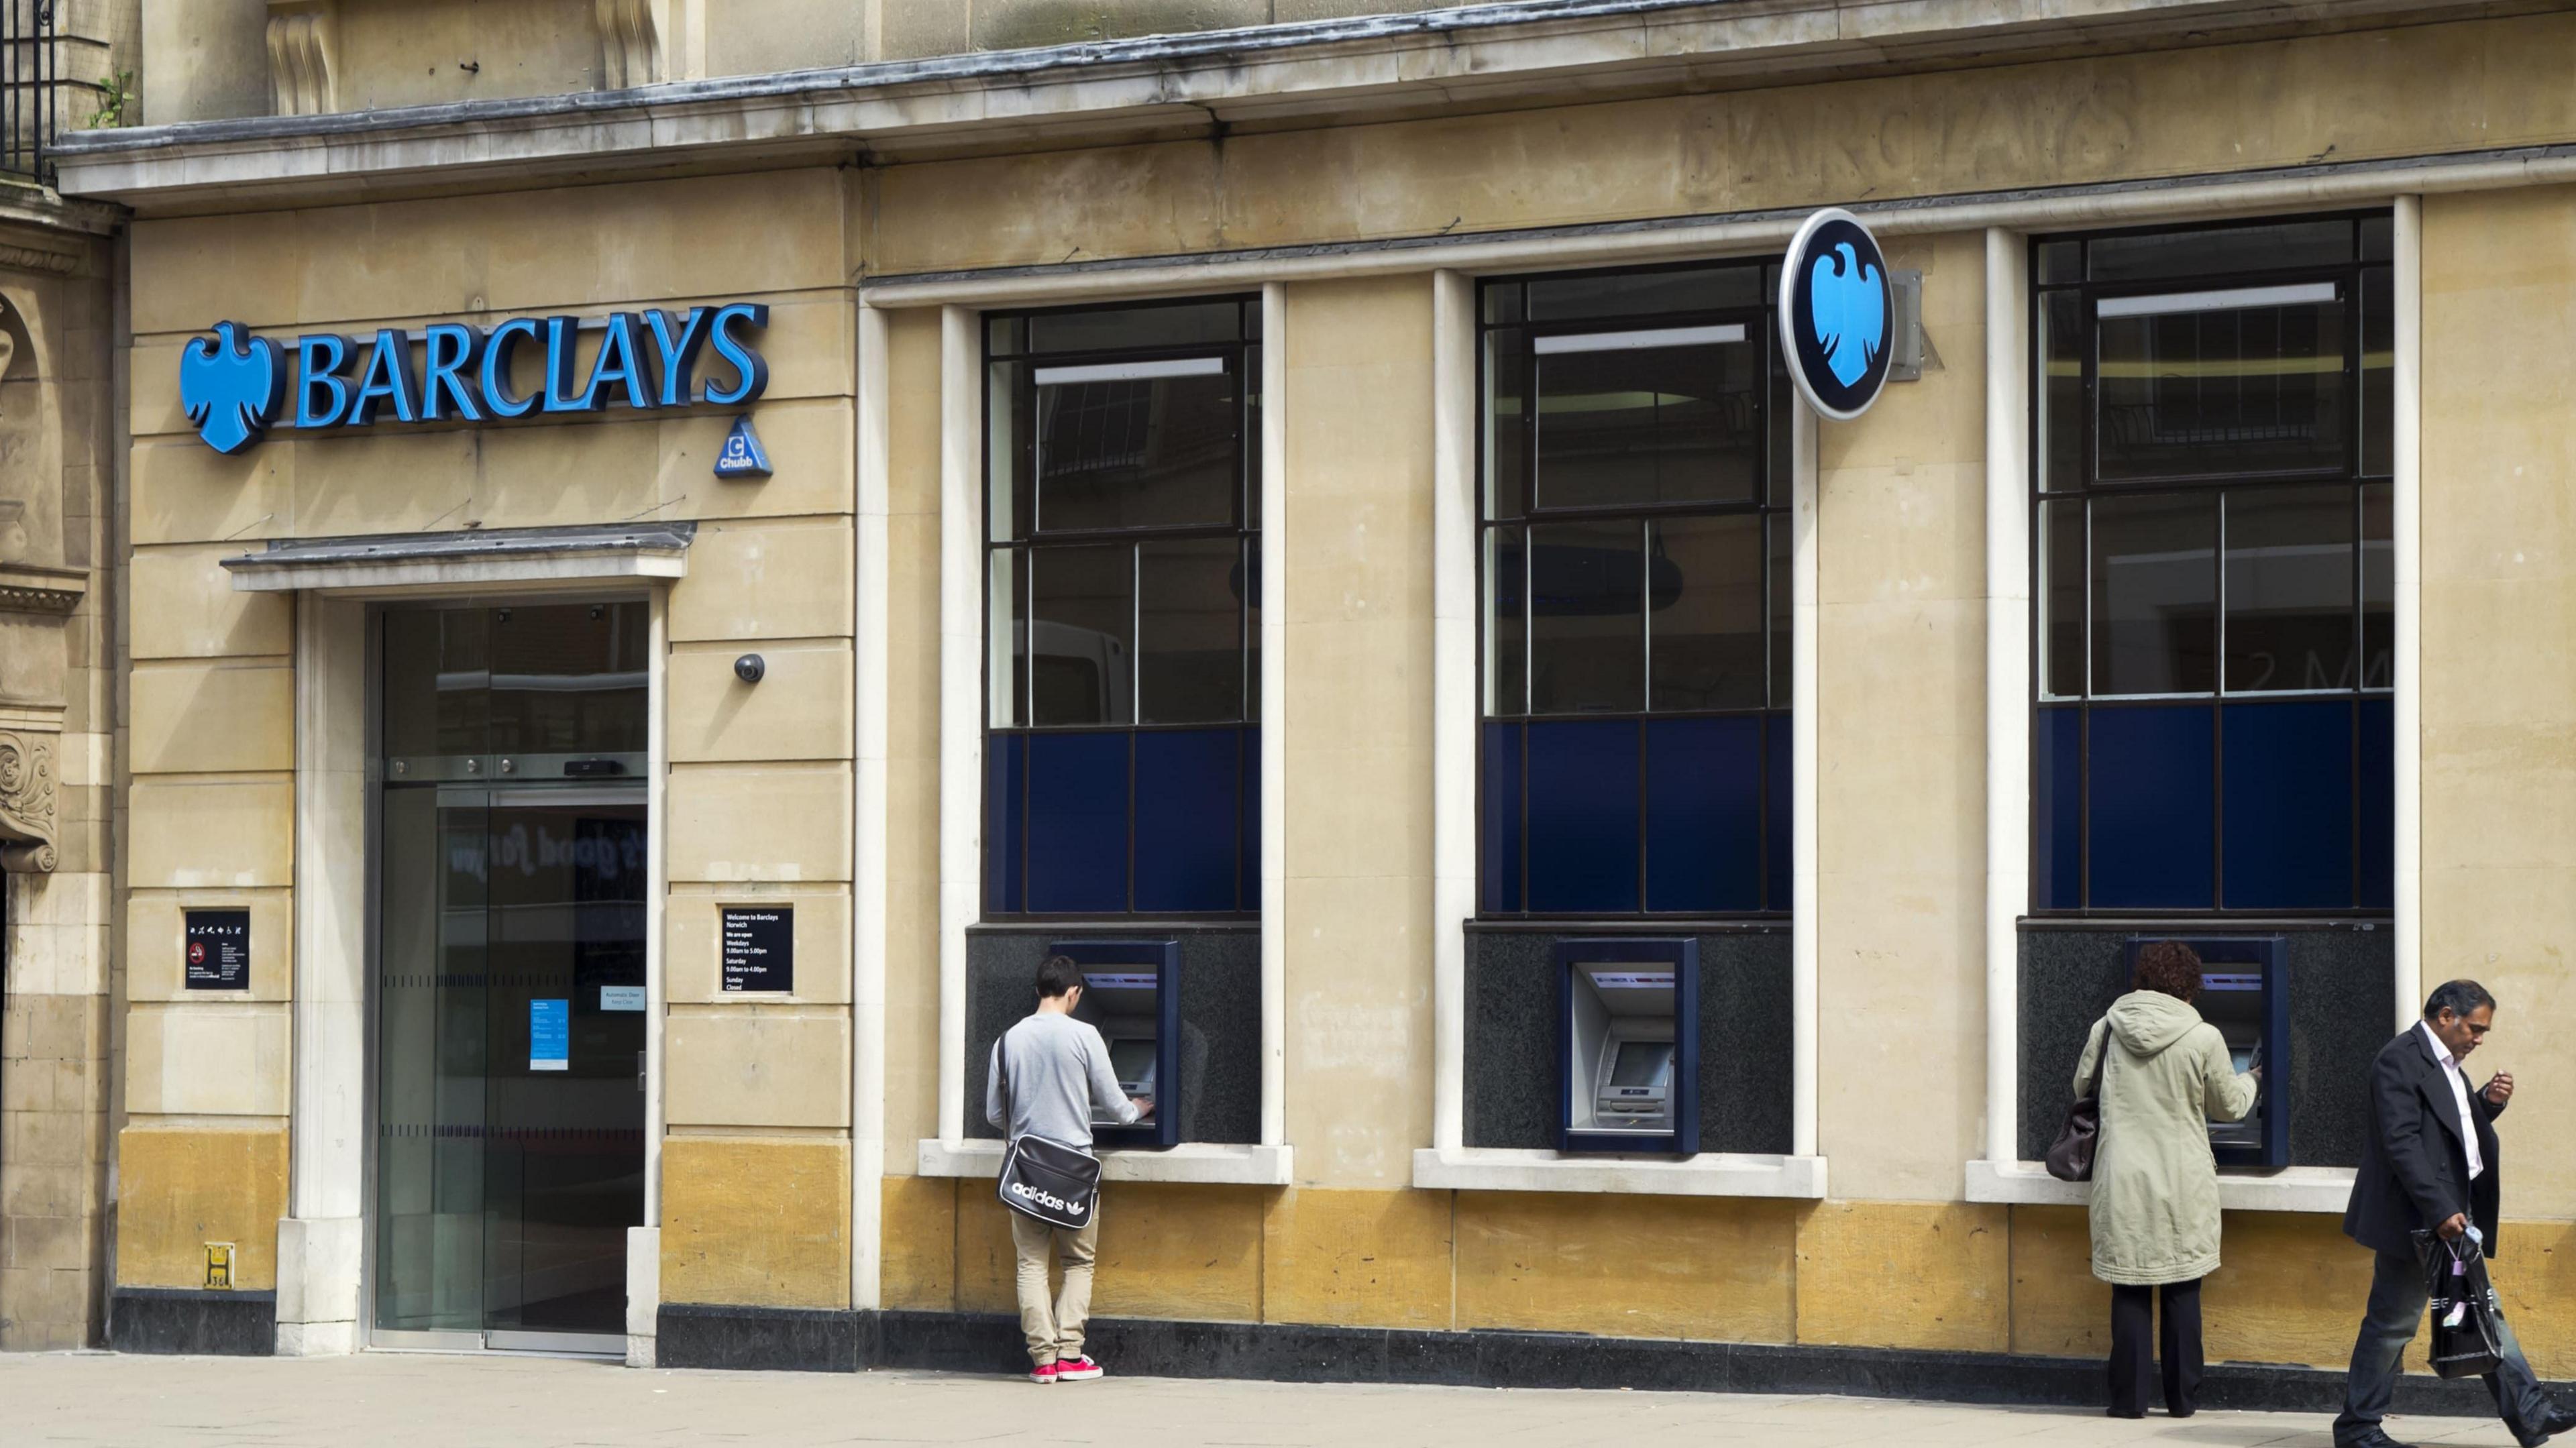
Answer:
[
  {"xmin": 1807, "ymin": 242, "xmax": 1886, "ymax": 388},
  {"xmin": 179, "ymin": 321, "xmax": 285, "ymax": 455}
]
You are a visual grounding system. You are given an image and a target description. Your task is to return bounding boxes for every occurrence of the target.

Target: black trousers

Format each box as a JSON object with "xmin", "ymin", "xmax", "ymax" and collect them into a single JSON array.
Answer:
[{"xmin": 2108, "ymin": 1278, "xmax": 2203, "ymax": 1416}]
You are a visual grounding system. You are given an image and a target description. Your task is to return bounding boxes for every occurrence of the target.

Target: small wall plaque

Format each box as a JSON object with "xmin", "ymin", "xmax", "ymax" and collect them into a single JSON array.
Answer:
[
  {"xmin": 204, "ymin": 1242, "xmax": 235, "ymax": 1290},
  {"xmin": 184, "ymin": 909, "xmax": 251, "ymax": 991},
  {"xmin": 720, "ymin": 906, "xmax": 794, "ymax": 993}
]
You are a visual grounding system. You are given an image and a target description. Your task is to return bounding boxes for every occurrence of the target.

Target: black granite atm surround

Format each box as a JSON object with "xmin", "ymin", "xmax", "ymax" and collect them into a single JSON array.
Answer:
[
  {"xmin": 964, "ymin": 924, "xmax": 1259, "ymax": 1145},
  {"xmin": 1462, "ymin": 924, "xmax": 1792, "ymax": 1154},
  {"xmin": 2016, "ymin": 921, "xmax": 2394, "ymax": 1167}
]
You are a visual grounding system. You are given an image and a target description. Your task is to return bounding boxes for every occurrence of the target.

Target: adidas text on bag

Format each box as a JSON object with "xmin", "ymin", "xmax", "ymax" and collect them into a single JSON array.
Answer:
[{"xmin": 998, "ymin": 1133, "xmax": 1100, "ymax": 1232}]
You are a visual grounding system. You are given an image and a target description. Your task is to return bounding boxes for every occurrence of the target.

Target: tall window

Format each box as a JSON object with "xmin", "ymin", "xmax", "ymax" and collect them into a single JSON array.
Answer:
[
  {"xmin": 984, "ymin": 298, "xmax": 1262, "ymax": 916},
  {"xmin": 2033, "ymin": 214, "xmax": 2394, "ymax": 913},
  {"xmin": 1479, "ymin": 262, "xmax": 1792, "ymax": 917}
]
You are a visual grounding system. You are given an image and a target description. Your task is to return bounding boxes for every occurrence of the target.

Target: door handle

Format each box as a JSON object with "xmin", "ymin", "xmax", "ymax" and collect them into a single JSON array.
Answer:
[{"xmin": 637, "ymin": 1050, "xmax": 647, "ymax": 1093}]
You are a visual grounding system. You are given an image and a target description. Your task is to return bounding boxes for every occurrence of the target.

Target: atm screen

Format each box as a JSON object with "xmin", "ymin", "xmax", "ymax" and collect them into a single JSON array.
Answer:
[
  {"xmin": 1609, "ymin": 1040, "xmax": 1674, "ymax": 1091},
  {"xmin": 1108, "ymin": 1038, "xmax": 1157, "ymax": 1087}
]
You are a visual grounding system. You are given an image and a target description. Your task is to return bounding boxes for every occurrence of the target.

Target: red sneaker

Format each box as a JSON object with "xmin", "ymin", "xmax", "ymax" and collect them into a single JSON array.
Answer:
[
  {"xmin": 1055, "ymin": 1356, "xmax": 1104, "ymax": 1382},
  {"xmin": 1028, "ymin": 1361, "xmax": 1059, "ymax": 1384}
]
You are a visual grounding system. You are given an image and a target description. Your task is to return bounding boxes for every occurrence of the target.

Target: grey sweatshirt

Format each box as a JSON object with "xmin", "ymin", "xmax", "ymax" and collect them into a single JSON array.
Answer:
[{"xmin": 985, "ymin": 1011, "xmax": 1140, "ymax": 1149}]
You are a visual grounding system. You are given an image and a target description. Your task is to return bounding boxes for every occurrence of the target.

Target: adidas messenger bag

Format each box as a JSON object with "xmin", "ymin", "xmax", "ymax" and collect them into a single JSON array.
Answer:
[{"xmin": 998, "ymin": 1133, "xmax": 1100, "ymax": 1232}]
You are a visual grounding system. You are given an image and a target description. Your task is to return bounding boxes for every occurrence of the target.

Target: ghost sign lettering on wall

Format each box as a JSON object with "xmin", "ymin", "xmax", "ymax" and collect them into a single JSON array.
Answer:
[
  {"xmin": 1778, "ymin": 208, "xmax": 1893, "ymax": 421},
  {"xmin": 179, "ymin": 304, "xmax": 771, "ymax": 455}
]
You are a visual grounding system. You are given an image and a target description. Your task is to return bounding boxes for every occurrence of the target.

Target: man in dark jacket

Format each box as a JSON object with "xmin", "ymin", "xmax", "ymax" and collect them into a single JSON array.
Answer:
[{"xmin": 2336, "ymin": 980, "xmax": 2571, "ymax": 1448}]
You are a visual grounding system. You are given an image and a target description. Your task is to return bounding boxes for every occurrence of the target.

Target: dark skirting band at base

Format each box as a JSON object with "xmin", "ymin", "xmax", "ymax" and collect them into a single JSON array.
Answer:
[
  {"xmin": 109, "ymin": 1288, "xmax": 278, "ymax": 1356},
  {"xmin": 657, "ymin": 1302, "xmax": 2534, "ymax": 1418}
]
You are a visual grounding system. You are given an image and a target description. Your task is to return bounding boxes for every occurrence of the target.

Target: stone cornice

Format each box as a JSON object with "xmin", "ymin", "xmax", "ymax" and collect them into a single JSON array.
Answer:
[
  {"xmin": 0, "ymin": 181, "xmax": 119, "ymax": 241},
  {"xmin": 0, "ymin": 563, "xmax": 91, "ymax": 615},
  {"xmin": 53, "ymin": 0, "xmax": 2528, "ymax": 213}
]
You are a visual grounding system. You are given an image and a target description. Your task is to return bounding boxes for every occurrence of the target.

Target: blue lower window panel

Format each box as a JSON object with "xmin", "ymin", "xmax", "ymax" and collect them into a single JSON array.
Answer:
[
  {"xmin": 2035, "ymin": 707, "xmax": 2082, "ymax": 911},
  {"xmin": 988, "ymin": 726, "xmax": 1256, "ymax": 915},
  {"xmin": 1480, "ymin": 714, "xmax": 1782, "ymax": 915},
  {"xmin": 2060, "ymin": 697, "xmax": 2390, "ymax": 911},
  {"xmin": 985, "ymin": 733, "xmax": 1027, "ymax": 913},
  {"xmin": 2222, "ymin": 700, "xmax": 2354, "ymax": 910},
  {"xmin": 1135, "ymin": 728, "xmax": 1244, "ymax": 913},
  {"xmin": 1024, "ymin": 731, "xmax": 1131, "ymax": 912},
  {"xmin": 1644, "ymin": 717, "xmax": 1762, "ymax": 913},
  {"xmin": 1480, "ymin": 722, "xmax": 1524, "ymax": 914},
  {"xmin": 1525, "ymin": 720, "xmax": 1641, "ymax": 913},
  {"xmin": 2087, "ymin": 704, "xmax": 2216, "ymax": 910},
  {"xmin": 2358, "ymin": 698, "xmax": 2393, "ymax": 909}
]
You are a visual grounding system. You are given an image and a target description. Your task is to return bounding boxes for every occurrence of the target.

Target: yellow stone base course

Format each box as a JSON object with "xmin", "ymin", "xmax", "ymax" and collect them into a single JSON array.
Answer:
[{"xmin": 879, "ymin": 1182, "xmax": 2569, "ymax": 1377}]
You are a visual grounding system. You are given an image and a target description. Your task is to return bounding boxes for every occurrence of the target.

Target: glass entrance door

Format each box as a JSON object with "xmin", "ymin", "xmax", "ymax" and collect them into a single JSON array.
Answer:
[{"xmin": 372, "ymin": 602, "xmax": 649, "ymax": 1353}]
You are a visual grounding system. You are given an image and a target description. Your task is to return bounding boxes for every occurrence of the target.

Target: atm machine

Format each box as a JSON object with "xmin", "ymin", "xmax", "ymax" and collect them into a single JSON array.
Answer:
[
  {"xmin": 1556, "ymin": 938, "xmax": 1700, "ymax": 1156},
  {"xmin": 2125, "ymin": 935, "xmax": 2288, "ymax": 1169},
  {"xmin": 1055, "ymin": 938, "xmax": 1181, "ymax": 1149}
]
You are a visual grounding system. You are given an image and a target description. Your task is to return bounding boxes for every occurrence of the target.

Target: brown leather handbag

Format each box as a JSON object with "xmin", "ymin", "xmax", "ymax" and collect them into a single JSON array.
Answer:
[{"xmin": 2045, "ymin": 1021, "xmax": 2110, "ymax": 1182}]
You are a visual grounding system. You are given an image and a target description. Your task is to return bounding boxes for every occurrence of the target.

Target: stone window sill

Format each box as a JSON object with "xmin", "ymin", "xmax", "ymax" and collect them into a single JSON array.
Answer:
[
  {"xmin": 915, "ymin": 1138, "xmax": 1294, "ymax": 1186},
  {"xmin": 1411, "ymin": 1148, "xmax": 1827, "ymax": 1199},
  {"xmin": 1966, "ymin": 1159, "xmax": 2356, "ymax": 1215}
]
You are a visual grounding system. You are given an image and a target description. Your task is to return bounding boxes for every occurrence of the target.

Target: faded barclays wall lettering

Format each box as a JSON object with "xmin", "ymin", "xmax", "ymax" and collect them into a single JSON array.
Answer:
[{"xmin": 179, "ymin": 302, "xmax": 771, "ymax": 455}]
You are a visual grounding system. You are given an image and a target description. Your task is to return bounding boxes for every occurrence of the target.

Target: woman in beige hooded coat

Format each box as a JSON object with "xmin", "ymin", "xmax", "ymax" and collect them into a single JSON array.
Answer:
[{"xmin": 2072, "ymin": 940, "xmax": 2259, "ymax": 1420}]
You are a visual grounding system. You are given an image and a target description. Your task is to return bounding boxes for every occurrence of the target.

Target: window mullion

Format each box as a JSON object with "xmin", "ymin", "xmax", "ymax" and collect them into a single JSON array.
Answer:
[
  {"xmin": 1131, "ymin": 542, "xmax": 1142, "ymax": 726},
  {"xmin": 1640, "ymin": 517, "xmax": 1654, "ymax": 711},
  {"xmin": 2215, "ymin": 488, "xmax": 2229, "ymax": 696}
]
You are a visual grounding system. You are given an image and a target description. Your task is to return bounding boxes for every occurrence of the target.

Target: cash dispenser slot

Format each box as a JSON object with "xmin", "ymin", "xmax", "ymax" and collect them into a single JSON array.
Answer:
[
  {"xmin": 2125, "ymin": 935, "xmax": 2289, "ymax": 1170},
  {"xmin": 1556, "ymin": 938, "xmax": 1700, "ymax": 1156},
  {"xmin": 1055, "ymin": 938, "xmax": 1181, "ymax": 1150}
]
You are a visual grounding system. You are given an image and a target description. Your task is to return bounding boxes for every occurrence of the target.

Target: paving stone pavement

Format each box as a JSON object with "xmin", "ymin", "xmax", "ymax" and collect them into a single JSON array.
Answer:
[{"xmin": 0, "ymin": 1351, "xmax": 2539, "ymax": 1447}]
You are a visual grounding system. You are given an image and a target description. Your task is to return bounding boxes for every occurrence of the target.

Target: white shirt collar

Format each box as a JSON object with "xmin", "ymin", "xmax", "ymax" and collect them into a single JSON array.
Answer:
[{"xmin": 2420, "ymin": 1019, "xmax": 2462, "ymax": 1071}]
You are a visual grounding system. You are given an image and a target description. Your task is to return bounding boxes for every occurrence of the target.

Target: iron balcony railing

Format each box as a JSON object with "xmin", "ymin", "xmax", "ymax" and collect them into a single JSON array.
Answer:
[{"xmin": 0, "ymin": 1, "xmax": 54, "ymax": 183}]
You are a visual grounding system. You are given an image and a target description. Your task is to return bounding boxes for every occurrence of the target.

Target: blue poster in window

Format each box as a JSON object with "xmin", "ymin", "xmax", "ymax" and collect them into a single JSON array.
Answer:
[{"xmin": 530, "ymin": 998, "xmax": 570, "ymax": 1072}]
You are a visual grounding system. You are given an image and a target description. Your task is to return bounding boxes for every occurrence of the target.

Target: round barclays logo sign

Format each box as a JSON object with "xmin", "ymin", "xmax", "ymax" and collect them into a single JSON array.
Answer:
[{"xmin": 1778, "ymin": 208, "xmax": 1892, "ymax": 421}]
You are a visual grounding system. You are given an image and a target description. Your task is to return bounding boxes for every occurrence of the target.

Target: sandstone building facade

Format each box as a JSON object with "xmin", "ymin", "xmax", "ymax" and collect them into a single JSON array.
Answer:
[{"xmin": 9, "ymin": 0, "xmax": 2575, "ymax": 1394}]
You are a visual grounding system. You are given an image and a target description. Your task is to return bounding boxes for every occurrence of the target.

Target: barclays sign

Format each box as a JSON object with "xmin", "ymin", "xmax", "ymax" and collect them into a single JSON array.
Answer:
[{"xmin": 180, "ymin": 302, "xmax": 771, "ymax": 455}]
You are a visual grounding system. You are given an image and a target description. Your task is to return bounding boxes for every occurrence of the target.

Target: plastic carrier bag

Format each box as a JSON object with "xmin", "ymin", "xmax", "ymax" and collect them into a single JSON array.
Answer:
[{"xmin": 2417, "ymin": 1229, "xmax": 2507, "ymax": 1380}]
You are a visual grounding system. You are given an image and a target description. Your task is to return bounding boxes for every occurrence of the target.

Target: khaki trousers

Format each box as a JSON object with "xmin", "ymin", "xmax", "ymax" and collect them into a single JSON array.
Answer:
[{"xmin": 1009, "ymin": 1207, "xmax": 1099, "ymax": 1366}]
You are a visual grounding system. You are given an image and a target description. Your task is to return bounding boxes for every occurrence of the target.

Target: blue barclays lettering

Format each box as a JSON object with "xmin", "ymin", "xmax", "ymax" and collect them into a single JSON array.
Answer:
[
  {"xmin": 541, "ymin": 315, "xmax": 587, "ymax": 414},
  {"xmin": 579, "ymin": 313, "xmax": 654, "ymax": 412},
  {"xmin": 702, "ymin": 302, "xmax": 769, "ymax": 406},
  {"xmin": 294, "ymin": 333, "xmax": 354, "ymax": 428},
  {"xmin": 482, "ymin": 316, "xmax": 543, "ymax": 419},
  {"xmin": 420, "ymin": 323, "xmax": 484, "ymax": 421},
  {"xmin": 643, "ymin": 307, "xmax": 711, "ymax": 407},
  {"xmin": 181, "ymin": 304, "xmax": 771, "ymax": 452},
  {"xmin": 346, "ymin": 329, "xmax": 420, "ymax": 425}
]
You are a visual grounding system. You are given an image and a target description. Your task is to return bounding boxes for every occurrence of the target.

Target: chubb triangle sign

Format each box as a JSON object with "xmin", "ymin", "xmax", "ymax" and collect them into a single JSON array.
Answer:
[{"xmin": 1778, "ymin": 208, "xmax": 1892, "ymax": 422}]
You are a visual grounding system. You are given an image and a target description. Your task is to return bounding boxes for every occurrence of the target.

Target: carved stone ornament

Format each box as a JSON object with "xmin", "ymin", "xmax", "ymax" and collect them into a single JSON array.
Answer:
[
  {"xmin": 267, "ymin": 1, "xmax": 340, "ymax": 117},
  {"xmin": 0, "ymin": 245, "xmax": 78, "ymax": 278},
  {"xmin": 596, "ymin": 0, "xmax": 663, "ymax": 89},
  {"xmin": 0, "ymin": 729, "xmax": 58, "ymax": 872}
]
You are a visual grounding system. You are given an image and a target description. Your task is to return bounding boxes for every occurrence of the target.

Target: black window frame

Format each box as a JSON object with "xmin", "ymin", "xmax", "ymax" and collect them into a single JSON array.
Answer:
[
  {"xmin": 2028, "ymin": 211, "xmax": 2396, "ymax": 919},
  {"xmin": 983, "ymin": 294, "xmax": 1264, "ymax": 920},
  {"xmin": 1476, "ymin": 258, "xmax": 1794, "ymax": 922}
]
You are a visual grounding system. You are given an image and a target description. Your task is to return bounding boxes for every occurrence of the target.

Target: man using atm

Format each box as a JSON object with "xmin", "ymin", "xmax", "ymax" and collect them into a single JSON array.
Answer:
[{"xmin": 986, "ymin": 956, "xmax": 1152, "ymax": 1385}]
